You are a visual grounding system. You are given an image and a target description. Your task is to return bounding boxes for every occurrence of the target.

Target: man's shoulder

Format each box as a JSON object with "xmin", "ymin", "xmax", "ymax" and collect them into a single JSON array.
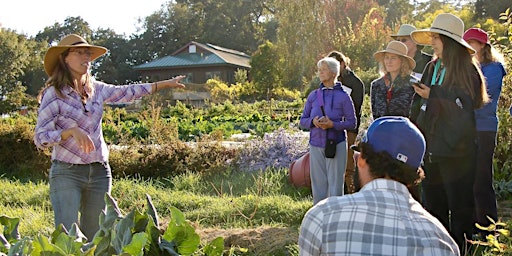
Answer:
[{"xmin": 315, "ymin": 191, "xmax": 376, "ymax": 211}]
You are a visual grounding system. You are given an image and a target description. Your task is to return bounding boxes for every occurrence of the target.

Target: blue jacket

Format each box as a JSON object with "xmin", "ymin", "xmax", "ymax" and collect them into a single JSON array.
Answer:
[
  {"xmin": 299, "ymin": 82, "xmax": 356, "ymax": 148},
  {"xmin": 475, "ymin": 62, "xmax": 506, "ymax": 132}
]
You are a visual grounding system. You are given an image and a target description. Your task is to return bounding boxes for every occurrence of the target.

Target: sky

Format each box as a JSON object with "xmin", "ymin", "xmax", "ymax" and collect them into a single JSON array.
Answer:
[{"xmin": 0, "ymin": 0, "xmax": 168, "ymax": 37}]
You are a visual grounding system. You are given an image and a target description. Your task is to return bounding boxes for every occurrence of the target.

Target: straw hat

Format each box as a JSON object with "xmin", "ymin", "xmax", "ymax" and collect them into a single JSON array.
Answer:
[
  {"xmin": 390, "ymin": 24, "xmax": 416, "ymax": 39},
  {"xmin": 410, "ymin": 13, "xmax": 475, "ymax": 54},
  {"xmin": 44, "ymin": 34, "xmax": 108, "ymax": 76},
  {"xmin": 374, "ymin": 41, "xmax": 416, "ymax": 69}
]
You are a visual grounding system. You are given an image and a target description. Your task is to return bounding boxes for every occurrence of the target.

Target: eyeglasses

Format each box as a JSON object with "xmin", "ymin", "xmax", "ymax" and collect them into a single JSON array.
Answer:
[
  {"xmin": 396, "ymin": 38, "xmax": 409, "ymax": 43},
  {"xmin": 69, "ymin": 49, "xmax": 93, "ymax": 58}
]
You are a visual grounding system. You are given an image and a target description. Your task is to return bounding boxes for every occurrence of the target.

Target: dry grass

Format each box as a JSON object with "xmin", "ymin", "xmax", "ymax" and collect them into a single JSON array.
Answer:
[{"xmin": 197, "ymin": 226, "xmax": 299, "ymax": 255}]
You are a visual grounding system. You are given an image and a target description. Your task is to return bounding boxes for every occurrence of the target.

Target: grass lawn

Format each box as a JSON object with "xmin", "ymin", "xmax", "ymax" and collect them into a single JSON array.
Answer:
[{"xmin": 0, "ymin": 168, "xmax": 311, "ymax": 255}]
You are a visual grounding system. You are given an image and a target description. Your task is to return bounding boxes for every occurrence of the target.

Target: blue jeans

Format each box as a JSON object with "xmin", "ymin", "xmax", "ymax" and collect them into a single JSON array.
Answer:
[{"xmin": 49, "ymin": 160, "xmax": 112, "ymax": 240}]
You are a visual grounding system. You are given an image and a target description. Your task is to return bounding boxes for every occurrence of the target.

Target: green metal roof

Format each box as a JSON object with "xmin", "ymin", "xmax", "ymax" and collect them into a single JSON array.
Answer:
[{"xmin": 134, "ymin": 42, "xmax": 250, "ymax": 70}]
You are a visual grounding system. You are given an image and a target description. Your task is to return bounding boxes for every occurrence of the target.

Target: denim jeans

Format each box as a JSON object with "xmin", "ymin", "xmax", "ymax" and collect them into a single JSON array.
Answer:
[{"xmin": 49, "ymin": 160, "xmax": 112, "ymax": 240}]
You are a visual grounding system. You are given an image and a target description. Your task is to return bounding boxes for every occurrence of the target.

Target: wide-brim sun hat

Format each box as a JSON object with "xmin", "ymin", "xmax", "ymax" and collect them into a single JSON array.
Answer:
[
  {"xmin": 44, "ymin": 34, "xmax": 108, "ymax": 76},
  {"xmin": 373, "ymin": 41, "xmax": 416, "ymax": 69},
  {"xmin": 390, "ymin": 24, "xmax": 416, "ymax": 39},
  {"xmin": 463, "ymin": 27, "xmax": 490, "ymax": 45},
  {"xmin": 410, "ymin": 13, "xmax": 475, "ymax": 54}
]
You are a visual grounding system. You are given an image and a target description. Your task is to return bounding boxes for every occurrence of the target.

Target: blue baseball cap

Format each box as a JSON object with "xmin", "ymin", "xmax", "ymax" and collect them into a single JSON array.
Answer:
[{"xmin": 352, "ymin": 116, "xmax": 426, "ymax": 169}]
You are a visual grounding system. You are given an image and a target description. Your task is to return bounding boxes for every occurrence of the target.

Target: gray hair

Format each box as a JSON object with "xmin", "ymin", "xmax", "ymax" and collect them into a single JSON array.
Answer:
[{"xmin": 317, "ymin": 57, "xmax": 340, "ymax": 80}]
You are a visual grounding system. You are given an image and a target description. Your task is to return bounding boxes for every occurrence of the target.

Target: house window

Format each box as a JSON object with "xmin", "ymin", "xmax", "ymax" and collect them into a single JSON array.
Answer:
[
  {"xmin": 205, "ymin": 71, "xmax": 221, "ymax": 81},
  {"xmin": 183, "ymin": 73, "xmax": 193, "ymax": 83}
]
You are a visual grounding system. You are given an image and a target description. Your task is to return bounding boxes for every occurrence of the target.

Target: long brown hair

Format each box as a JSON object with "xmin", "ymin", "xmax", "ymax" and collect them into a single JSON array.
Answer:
[
  {"xmin": 480, "ymin": 44, "xmax": 506, "ymax": 66},
  {"xmin": 440, "ymin": 35, "xmax": 488, "ymax": 108},
  {"xmin": 37, "ymin": 49, "xmax": 93, "ymax": 103}
]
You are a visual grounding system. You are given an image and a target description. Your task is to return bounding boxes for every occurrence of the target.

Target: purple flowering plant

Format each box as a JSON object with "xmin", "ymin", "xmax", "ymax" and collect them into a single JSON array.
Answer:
[{"xmin": 234, "ymin": 127, "xmax": 309, "ymax": 172}]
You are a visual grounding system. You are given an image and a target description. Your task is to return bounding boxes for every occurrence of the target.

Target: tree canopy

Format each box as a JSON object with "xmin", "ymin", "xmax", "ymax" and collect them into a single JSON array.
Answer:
[{"xmin": 0, "ymin": 0, "xmax": 510, "ymax": 114}]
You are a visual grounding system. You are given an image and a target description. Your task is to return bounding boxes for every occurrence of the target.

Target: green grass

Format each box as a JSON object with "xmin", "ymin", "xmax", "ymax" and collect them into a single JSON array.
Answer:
[{"xmin": 0, "ymin": 168, "xmax": 312, "ymax": 242}]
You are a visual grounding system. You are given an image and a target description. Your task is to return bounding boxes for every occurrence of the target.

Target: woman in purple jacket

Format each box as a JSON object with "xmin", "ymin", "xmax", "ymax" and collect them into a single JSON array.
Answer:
[
  {"xmin": 463, "ymin": 28, "xmax": 507, "ymax": 232},
  {"xmin": 299, "ymin": 57, "xmax": 356, "ymax": 204}
]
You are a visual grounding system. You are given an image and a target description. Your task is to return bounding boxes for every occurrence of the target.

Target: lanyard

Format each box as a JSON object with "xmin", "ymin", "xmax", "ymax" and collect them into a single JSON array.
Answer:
[
  {"xmin": 384, "ymin": 74, "xmax": 395, "ymax": 103},
  {"xmin": 431, "ymin": 60, "xmax": 446, "ymax": 86}
]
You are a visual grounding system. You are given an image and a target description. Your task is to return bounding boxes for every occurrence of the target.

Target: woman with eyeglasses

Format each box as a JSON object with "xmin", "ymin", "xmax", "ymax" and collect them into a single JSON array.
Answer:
[
  {"xmin": 34, "ymin": 34, "xmax": 185, "ymax": 241},
  {"xmin": 391, "ymin": 24, "xmax": 432, "ymax": 78}
]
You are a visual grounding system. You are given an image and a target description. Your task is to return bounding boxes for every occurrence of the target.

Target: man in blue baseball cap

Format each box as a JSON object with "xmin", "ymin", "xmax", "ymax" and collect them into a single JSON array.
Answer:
[{"xmin": 299, "ymin": 116, "xmax": 459, "ymax": 255}]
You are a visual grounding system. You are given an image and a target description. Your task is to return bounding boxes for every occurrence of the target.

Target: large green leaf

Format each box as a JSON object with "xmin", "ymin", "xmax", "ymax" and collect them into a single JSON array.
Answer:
[
  {"xmin": 31, "ymin": 235, "xmax": 67, "ymax": 255},
  {"xmin": 0, "ymin": 216, "xmax": 20, "ymax": 242},
  {"xmin": 112, "ymin": 210, "xmax": 136, "ymax": 253},
  {"xmin": 163, "ymin": 207, "xmax": 200, "ymax": 255},
  {"xmin": 132, "ymin": 211, "xmax": 149, "ymax": 234},
  {"xmin": 7, "ymin": 237, "xmax": 31, "ymax": 256},
  {"xmin": 122, "ymin": 232, "xmax": 148, "ymax": 256},
  {"xmin": 53, "ymin": 233, "xmax": 83, "ymax": 255},
  {"xmin": 145, "ymin": 194, "xmax": 160, "ymax": 227},
  {"xmin": 144, "ymin": 216, "xmax": 162, "ymax": 256},
  {"xmin": 202, "ymin": 237, "xmax": 224, "ymax": 256},
  {"xmin": 159, "ymin": 240, "xmax": 179, "ymax": 256}
]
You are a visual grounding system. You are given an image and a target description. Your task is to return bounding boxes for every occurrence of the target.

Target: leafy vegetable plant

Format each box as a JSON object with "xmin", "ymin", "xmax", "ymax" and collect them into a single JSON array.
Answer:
[{"xmin": 1, "ymin": 194, "xmax": 226, "ymax": 256}]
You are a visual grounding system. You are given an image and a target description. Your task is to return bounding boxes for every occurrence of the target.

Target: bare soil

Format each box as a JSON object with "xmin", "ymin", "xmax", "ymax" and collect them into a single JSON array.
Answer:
[{"xmin": 196, "ymin": 226, "xmax": 299, "ymax": 255}]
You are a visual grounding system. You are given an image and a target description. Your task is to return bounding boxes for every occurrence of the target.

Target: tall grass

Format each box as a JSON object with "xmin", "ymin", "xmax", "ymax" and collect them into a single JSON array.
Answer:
[{"xmin": 0, "ymin": 168, "xmax": 312, "ymax": 242}]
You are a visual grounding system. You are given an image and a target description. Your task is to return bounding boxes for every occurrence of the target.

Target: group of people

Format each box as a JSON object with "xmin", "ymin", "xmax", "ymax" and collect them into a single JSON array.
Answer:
[
  {"xmin": 33, "ymin": 12, "xmax": 506, "ymax": 255},
  {"xmin": 298, "ymin": 13, "xmax": 506, "ymax": 255}
]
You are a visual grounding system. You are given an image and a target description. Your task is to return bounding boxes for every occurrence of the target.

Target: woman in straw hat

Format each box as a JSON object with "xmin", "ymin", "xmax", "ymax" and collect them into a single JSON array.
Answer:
[
  {"xmin": 463, "ymin": 28, "xmax": 507, "ymax": 235},
  {"xmin": 370, "ymin": 40, "xmax": 422, "ymax": 201},
  {"xmin": 410, "ymin": 13, "xmax": 488, "ymax": 252},
  {"xmin": 370, "ymin": 41, "xmax": 417, "ymax": 120},
  {"xmin": 34, "ymin": 34, "xmax": 185, "ymax": 240}
]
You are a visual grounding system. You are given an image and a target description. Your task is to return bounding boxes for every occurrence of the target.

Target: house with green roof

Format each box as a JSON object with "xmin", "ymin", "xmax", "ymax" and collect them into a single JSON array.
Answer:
[{"xmin": 133, "ymin": 41, "xmax": 251, "ymax": 85}]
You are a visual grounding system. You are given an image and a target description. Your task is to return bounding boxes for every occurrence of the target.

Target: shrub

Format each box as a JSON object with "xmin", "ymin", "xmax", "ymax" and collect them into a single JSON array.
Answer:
[
  {"xmin": 0, "ymin": 113, "xmax": 50, "ymax": 178},
  {"xmin": 234, "ymin": 128, "xmax": 309, "ymax": 172},
  {"xmin": 109, "ymin": 138, "xmax": 237, "ymax": 178}
]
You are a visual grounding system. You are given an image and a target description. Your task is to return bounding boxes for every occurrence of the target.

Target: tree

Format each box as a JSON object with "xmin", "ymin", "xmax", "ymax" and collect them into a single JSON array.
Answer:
[
  {"xmin": 35, "ymin": 16, "xmax": 93, "ymax": 45},
  {"xmin": 273, "ymin": 0, "xmax": 324, "ymax": 89},
  {"xmin": 19, "ymin": 39, "xmax": 47, "ymax": 96},
  {"xmin": 92, "ymin": 29, "xmax": 139, "ymax": 84},
  {"xmin": 250, "ymin": 40, "xmax": 282, "ymax": 99},
  {"xmin": 0, "ymin": 30, "xmax": 35, "ymax": 114},
  {"xmin": 474, "ymin": 0, "xmax": 511, "ymax": 20}
]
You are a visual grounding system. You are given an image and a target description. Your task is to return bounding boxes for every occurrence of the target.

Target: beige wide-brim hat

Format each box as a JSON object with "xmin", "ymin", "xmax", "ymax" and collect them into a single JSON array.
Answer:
[
  {"xmin": 390, "ymin": 24, "xmax": 416, "ymax": 39},
  {"xmin": 410, "ymin": 13, "xmax": 475, "ymax": 54},
  {"xmin": 44, "ymin": 34, "xmax": 108, "ymax": 76},
  {"xmin": 374, "ymin": 41, "xmax": 416, "ymax": 69}
]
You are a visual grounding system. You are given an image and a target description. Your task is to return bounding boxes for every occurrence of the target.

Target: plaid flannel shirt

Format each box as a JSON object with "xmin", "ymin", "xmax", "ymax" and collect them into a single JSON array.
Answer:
[
  {"xmin": 34, "ymin": 80, "xmax": 152, "ymax": 164},
  {"xmin": 299, "ymin": 179, "xmax": 459, "ymax": 256}
]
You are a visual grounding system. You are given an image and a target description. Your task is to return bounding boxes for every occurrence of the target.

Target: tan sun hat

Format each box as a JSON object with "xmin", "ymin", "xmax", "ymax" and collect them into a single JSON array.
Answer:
[
  {"xmin": 410, "ymin": 13, "xmax": 475, "ymax": 54},
  {"xmin": 44, "ymin": 34, "xmax": 108, "ymax": 76},
  {"xmin": 374, "ymin": 41, "xmax": 416, "ymax": 69},
  {"xmin": 390, "ymin": 24, "xmax": 416, "ymax": 39}
]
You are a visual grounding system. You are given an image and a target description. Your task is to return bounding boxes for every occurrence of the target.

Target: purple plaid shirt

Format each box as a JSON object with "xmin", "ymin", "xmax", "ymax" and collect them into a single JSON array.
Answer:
[{"xmin": 34, "ymin": 80, "xmax": 152, "ymax": 164}]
